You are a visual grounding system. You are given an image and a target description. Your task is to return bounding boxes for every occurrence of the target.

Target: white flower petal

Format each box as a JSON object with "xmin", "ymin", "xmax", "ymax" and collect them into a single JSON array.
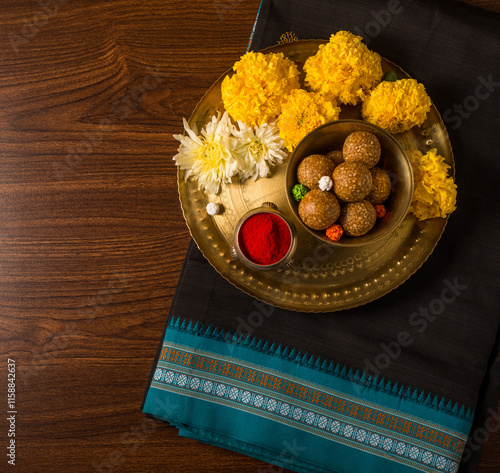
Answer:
[
  {"xmin": 172, "ymin": 112, "xmax": 239, "ymax": 194},
  {"xmin": 232, "ymin": 121, "xmax": 287, "ymax": 181}
]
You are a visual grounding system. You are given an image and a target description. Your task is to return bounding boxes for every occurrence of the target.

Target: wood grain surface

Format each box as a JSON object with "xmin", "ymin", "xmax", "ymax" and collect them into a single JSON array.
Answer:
[{"xmin": 0, "ymin": 1, "xmax": 498, "ymax": 472}]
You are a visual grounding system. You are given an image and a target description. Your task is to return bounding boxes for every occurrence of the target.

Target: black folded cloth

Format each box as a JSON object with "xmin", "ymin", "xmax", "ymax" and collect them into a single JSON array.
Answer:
[
  {"xmin": 144, "ymin": 1, "xmax": 500, "ymax": 472},
  {"xmin": 249, "ymin": 2, "xmax": 500, "ymax": 469}
]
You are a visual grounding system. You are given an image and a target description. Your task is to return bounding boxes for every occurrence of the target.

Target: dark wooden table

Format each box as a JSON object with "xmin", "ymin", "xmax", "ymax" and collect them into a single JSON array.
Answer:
[{"xmin": 1, "ymin": 1, "xmax": 499, "ymax": 472}]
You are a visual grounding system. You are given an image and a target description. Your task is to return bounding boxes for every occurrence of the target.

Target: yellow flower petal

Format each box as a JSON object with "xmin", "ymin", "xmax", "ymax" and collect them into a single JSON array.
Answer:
[
  {"xmin": 409, "ymin": 149, "xmax": 457, "ymax": 220},
  {"xmin": 221, "ymin": 51, "xmax": 300, "ymax": 127},
  {"xmin": 304, "ymin": 31, "xmax": 383, "ymax": 105},
  {"xmin": 361, "ymin": 79, "xmax": 432, "ymax": 133},
  {"xmin": 277, "ymin": 89, "xmax": 341, "ymax": 151}
]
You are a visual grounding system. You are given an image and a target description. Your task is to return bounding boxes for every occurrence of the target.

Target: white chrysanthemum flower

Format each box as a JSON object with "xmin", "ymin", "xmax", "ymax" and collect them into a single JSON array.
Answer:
[
  {"xmin": 173, "ymin": 112, "xmax": 239, "ymax": 194},
  {"xmin": 232, "ymin": 121, "xmax": 287, "ymax": 181}
]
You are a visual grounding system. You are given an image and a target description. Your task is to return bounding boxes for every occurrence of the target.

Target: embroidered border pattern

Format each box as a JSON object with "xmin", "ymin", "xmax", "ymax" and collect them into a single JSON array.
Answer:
[
  {"xmin": 158, "ymin": 345, "xmax": 465, "ymax": 454},
  {"xmin": 151, "ymin": 343, "xmax": 465, "ymax": 473},
  {"xmin": 152, "ymin": 367, "xmax": 459, "ymax": 473}
]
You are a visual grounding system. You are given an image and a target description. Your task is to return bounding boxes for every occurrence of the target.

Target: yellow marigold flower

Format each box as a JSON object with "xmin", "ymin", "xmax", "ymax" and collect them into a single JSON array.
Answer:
[
  {"xmin": 221, "ymin": 51, "xmax": 300, "ymax": 127},
  {"xmin": 277, "ymin": 89, "xmax": 341, "ymax": 151},
  {"xmin": 408, "ymin": 149, "xmax": 457, "ymax": 220},
  {"xmin": 304, "ymin": 31, "xmax": 383, "ymax": 105},
  {"xmin": 361, "ymin": 79, "xmax": 432, "ymax": 134}
]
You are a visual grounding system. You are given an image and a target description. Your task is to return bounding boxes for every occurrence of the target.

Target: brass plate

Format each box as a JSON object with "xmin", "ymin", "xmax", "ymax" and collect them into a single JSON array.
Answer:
[{"xmin": 177, "ymin": 39, "xmax": 454, "ymax": 312}]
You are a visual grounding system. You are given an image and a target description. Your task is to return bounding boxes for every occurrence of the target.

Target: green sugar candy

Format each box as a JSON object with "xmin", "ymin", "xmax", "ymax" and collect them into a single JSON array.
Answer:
[{"xmin": 292, "ymin": 184, "xmax": 309, "ymax": 202}]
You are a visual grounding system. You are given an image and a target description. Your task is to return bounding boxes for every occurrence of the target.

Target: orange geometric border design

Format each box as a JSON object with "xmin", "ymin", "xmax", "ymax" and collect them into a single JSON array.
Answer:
[{"xmin": 160, "ymin": 347, "xmax": 463, "ymax": 453}]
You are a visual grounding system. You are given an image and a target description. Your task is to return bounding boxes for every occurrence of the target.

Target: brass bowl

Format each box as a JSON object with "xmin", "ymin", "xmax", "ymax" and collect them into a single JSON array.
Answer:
[
  {"xmin": 230, "ymin": 203, "xmax": 298, "ymax": 271},
  {"xmin": 286, "ymin": 120, "xmax": 414, "ymax": 247}
]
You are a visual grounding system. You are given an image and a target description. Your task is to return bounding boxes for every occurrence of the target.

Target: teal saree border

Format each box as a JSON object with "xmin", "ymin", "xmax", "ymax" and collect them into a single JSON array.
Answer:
[
  {"xmin": 143, "ymin": 316, "xmax": 473, "ymax": 473},
  {"xmin": 166, "ymin": 316, "xmax": 473, "ymax": 421}
]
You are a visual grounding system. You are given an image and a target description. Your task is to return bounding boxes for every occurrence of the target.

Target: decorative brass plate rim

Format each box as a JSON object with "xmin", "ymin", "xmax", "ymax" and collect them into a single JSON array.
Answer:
[{"xmin": 176, "ymin": 39, "xmax": 454, "ymax": 313}]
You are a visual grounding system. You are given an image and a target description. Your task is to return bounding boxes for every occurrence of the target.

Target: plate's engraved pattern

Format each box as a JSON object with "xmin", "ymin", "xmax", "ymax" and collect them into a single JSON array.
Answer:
[
  {"xmin": 277, "ymin": 31, "xmax": 298, "ymax": 44},
  {"xmin": 219, "ymin": 185, "xmax": 238, "ymax": 229},
  {"xmin": 177, "ymin": 40, "xmax": 452, "ymax": 312}
]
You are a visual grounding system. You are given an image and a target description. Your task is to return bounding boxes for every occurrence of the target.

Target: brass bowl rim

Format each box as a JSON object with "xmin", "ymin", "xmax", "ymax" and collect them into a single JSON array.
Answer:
[{"xmin": 285, "ymin": 119, "xmax": 414, "ymax": 247}]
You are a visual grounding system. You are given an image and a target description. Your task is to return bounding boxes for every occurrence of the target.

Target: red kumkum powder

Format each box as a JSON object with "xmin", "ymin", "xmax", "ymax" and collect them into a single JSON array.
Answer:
[{"xmin": 238, "ymin": 212, "xmax": 291, "ymax": 266}]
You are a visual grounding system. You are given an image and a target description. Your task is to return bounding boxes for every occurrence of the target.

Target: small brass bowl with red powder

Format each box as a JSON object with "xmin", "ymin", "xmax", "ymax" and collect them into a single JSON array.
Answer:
[{"xmin": 231, "ymin": 203, "xmax": 297, "ymax": 271}]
